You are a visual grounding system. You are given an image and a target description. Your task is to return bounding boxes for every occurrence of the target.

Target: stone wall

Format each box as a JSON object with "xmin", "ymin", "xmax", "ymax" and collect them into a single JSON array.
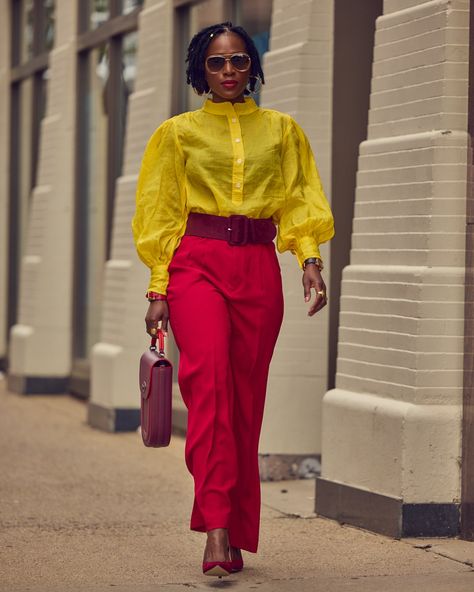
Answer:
[
  {"xmin": 0, "ymin": 0, "xmax": 10, "ymax": 364},
  {"xmin": 8, "ymin": 0, "xmax": 78, "ymax": 392},
  {"xmin": 260, "ymin": 0, "xmax": 334, "ymax": 461},
  {"xmin": 317, "ymin": 0, "xmax": 469, "ymax": 537}
]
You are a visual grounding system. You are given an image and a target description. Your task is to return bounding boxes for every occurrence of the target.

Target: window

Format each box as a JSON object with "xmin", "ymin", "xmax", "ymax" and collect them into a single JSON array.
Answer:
[
  {"xmin": 79, "ymin": 0, "xmax": 145, "ymax": 31},
  {"xmin": 122, "ymin": 0, "xmax": 144, "ymax": 15},
  {"xmin": 89, "ymin": 0, "xmax": 111, "ymax": 29},
  {"xmin": 73, "ymin": 0, "xmax": 141, "ymax": 394}
]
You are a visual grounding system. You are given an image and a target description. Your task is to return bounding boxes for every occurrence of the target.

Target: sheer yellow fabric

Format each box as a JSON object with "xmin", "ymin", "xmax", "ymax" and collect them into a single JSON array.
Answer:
[{"xmin": 132, "ymin": 97, "xmax": 334, "ymax": 295}]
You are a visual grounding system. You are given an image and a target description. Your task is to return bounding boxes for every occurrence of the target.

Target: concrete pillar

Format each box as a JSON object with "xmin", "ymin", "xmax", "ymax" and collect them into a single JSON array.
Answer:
[
  {"xmin": 258, "ymin": 0, "xmax": 335, "ymax": 479},
  {"xmin": 7, "ymin": 0, "xmax": 77, "ymax": 393},
  {"xmin": 88, "ymin": 0, "xmax": 176, "ymax": 431},
  {"xmin": 0, "ymin": 0, "xmax": 10, "ymax": 367},
  {"xmin": 317, "ymin": 0, "xmax": 470, "ymax": 537}
]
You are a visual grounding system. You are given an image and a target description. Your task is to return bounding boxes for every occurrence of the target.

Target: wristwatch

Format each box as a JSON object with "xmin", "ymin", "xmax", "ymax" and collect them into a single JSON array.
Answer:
[{"xmin": 303, "ymin": 257, "xmax": 324, "ymax": 271}]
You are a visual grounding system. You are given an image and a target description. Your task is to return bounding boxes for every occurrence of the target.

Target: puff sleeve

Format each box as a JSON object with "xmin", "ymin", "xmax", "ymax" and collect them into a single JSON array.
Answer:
[
  {"xmin": 132, "ymin": 119, "xmax": 187, "ymax": 295},
  {"xmin": 277, "ymin": 117, "xmax": 334, "ymax": 267}
]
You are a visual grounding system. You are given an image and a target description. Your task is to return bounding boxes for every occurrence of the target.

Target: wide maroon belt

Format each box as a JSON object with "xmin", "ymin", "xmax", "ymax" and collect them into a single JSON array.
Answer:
[{"xmin": 184, "ymin": 212, "xmax": 276, "ymax": 246}]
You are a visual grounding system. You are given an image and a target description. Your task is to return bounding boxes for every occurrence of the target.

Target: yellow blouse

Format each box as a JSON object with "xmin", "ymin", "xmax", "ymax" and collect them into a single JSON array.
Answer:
[{"xmin": 132, "ymin": 97, "xmax": 334, "ymax": 295}]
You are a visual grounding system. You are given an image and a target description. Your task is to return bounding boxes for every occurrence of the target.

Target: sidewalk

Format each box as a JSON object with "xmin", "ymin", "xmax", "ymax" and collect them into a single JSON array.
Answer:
[{"xmin": 0, "ymin": 375, "xmax": 473, "ymax": 592}]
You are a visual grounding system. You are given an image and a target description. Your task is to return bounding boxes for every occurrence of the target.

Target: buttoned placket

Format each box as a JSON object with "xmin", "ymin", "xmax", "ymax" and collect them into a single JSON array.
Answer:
[{"xmin": 228, "ymin": 111, "xmax": 245, "ymax": 205}]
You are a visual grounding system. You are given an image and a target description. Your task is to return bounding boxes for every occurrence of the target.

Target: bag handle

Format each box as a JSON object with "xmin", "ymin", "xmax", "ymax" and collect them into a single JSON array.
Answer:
[{"xmin": 150, "ymin": 329, "xmax": 166, "ymax": 358}]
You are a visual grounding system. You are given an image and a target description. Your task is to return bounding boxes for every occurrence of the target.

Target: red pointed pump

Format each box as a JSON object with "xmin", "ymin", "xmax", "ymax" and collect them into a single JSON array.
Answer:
[
  {"xmin": 202, "ymin": 560, "xmax": 233, "ymax": 577},
  {"xmin": 230, "ymin": 557, "xmax": 244, "ymax": 572}
]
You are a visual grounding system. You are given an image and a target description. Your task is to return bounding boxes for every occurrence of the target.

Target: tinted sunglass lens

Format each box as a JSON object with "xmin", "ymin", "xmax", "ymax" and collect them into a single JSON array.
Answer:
[
  {"xmin": 206, "ymin": 56, "xmax": 226, "ymax": 72},
  {"xmin": 206, "ymin": 54, "xmax": 251, "ymax": 72},
  {"xmin": 231, "ymin": 54, "xmax": 250, "ymax": 70}
]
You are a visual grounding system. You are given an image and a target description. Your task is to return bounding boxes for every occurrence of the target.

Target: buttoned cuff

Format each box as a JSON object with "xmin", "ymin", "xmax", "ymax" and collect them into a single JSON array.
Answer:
[
  {"xmin": 148, "ymin": 265, "xmax": 169, "ymax": 296},
  {"xmin": 294, "ymin": 236, "xmax": 322, "ymax": 269}
]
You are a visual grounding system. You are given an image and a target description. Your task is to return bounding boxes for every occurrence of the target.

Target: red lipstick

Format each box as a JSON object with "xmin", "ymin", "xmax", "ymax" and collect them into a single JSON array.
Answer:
[{"xmin": 221, "ymin": 81, "xmax": 238, "ymax": 89}]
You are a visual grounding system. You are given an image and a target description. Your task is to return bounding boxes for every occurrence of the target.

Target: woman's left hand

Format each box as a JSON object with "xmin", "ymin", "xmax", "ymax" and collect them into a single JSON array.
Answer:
[{"xmin": 303, "ymin": 265, "xmax": 328, "ymax": 316}]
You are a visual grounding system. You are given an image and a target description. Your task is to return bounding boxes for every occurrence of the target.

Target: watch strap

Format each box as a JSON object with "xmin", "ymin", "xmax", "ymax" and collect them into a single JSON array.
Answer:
[{"xmin": 303, "ymin": 257, "xmax": 324, "ymax": 271}]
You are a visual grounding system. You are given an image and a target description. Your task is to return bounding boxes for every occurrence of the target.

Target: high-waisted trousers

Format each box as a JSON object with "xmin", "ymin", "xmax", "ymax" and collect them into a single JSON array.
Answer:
[{"xmin": 167, "ymin": 235, "xmax": 284, "ymax": 553}]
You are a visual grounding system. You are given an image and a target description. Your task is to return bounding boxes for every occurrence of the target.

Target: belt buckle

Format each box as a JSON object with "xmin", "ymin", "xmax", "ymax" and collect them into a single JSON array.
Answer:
[{"xmin": 227, "ymin": 215, "xmax": 249, "ymax": 246}]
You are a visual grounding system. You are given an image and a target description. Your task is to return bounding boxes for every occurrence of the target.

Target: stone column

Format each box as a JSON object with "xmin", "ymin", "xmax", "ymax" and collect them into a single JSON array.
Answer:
[
  {"xmin": 259, "ymin": 0, "xmax": 335, "ymax": 478},
  {"xmin": 88, "ymin": 0, "xmax": 176, "ymax": 431},
  {"xmin": 317, "ymin": 0, "xmax": 469, "ymax": 537},
  {"xmin": 0, "ymin": 0, "xmax": 10, "ymax": 367},
  {"xmin": 7, "ymin": 0, "xmax": 78, "ymax": 393}
]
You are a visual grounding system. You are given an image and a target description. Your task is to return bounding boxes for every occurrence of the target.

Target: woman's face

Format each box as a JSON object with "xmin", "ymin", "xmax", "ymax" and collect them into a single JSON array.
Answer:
[{"xmin": 204, "ymin": 32, "xmax": 250, "ymax": 103}]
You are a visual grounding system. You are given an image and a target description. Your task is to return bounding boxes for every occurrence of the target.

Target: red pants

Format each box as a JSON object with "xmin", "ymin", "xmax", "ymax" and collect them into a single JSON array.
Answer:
[{"xmin": 167, "ymin": 236, "xmax": 284, "ymax": 553}]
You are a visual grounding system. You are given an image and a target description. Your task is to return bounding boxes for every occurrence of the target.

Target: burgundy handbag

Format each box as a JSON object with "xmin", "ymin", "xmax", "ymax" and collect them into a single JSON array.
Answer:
[{"xmin": 139, "ymin": 329, "xmax": 172, "ymax": 447}]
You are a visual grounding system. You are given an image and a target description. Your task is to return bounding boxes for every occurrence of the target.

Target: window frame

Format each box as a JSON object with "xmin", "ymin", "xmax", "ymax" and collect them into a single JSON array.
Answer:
[
  {"xmin": 71, "ymin": 0, "xmax": 142, "ymax": 395},
  {"xmin": 75, "ymin": 0, "xmax": 140, "ymax": 259}
]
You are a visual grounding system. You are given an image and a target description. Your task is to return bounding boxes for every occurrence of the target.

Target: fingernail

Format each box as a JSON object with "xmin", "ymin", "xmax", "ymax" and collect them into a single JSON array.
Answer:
[{"xmin": 304, "ymin": 296, "xmax": 309, "ymax": 302}]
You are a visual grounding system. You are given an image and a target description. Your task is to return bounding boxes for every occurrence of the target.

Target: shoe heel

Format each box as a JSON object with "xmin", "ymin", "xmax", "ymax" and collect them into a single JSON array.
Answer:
[{"xmin": 231, "ymin": 558, "xmax": 244, "ymax": 572}]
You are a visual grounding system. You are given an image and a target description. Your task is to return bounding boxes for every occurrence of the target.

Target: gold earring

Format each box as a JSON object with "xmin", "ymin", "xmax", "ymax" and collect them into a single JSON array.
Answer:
[
  {"xmin": 247, "ymin": 75, "xmax": 262, "ymax": 95},
  {"xmin": 192, "ymin": 86, "xmax": 211, "ymax": 96}
]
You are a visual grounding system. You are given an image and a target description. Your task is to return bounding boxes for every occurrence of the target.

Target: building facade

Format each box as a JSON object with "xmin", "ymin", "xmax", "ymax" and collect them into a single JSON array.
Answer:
[{"xmin": 0, "ymin": 0, "xmax": 473, "ymax": 540}]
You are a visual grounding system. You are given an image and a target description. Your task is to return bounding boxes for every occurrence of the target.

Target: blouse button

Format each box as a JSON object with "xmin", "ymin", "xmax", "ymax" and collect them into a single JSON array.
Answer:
[
  {"xmin": 235, "ymin": 182, "xmax": 241, "ymax": 189},
  {"xmin": 235, "ymin": 138, "xmax": 241, "ymax": 143},
  {"xmin": 231, "ymin": 117, "xmax": 237, "ymax": 123},
  {"xmin": 236, "ymin": 158, "xmax": 242, "ymax": 164}
]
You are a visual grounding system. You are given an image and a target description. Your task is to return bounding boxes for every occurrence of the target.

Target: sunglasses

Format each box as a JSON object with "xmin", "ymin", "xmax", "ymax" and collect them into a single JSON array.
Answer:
[{"xmin": 205, "ymin": 53, "xmax": 251, "ymax": 73}]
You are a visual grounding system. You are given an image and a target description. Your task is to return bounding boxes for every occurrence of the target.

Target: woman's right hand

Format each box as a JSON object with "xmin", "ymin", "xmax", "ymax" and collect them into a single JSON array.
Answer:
[{"xmin": 145, "ymin": 301, "xmax": 169, "ymax": 336}]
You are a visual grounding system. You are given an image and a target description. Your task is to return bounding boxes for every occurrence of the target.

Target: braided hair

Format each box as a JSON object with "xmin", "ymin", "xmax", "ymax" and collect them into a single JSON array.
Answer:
[{"xmin": 186, "ymin": 22, "xmax": 265, "ymax": 96}]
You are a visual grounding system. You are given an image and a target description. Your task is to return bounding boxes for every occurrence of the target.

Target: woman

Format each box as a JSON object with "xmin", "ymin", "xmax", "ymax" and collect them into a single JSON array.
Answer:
[{"xmin": 132, "ymin": 22, "xmax": 334, "ymax": 578}]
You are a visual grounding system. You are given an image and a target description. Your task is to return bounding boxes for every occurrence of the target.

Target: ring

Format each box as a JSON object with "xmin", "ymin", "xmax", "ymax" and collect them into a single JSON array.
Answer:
[
  {"xmin": 149, "ymin": 327, "xmax": 157, "ymax": 335},
  {"xmin": 317, "ymin": 290, "xmax": 327, "ymax": 299}
]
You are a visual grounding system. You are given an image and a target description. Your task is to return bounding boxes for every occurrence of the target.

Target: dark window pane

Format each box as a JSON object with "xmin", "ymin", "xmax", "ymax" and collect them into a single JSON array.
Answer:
[
  {"xmin": 21, "ymin": 0, "xmax": 35, "ymax": 62},
  {"xmin": 121, "ymin": 0, "xmax": 144, "ymax": 14},
  {"xmin": 19, "ymin": 76, "xmax": 33, "ymax": 214},
  {"xmin": 122, "ymin": 31, "xmax": 138, "ymax": 95},
  {"xmin": 43, "ymin": 0, "xmax": 55, "ymax": 51},
  {"xmin": 75, "ymin": 43, "xmax": 110, "ymax": 359},
  {"xmin": 236, "ymin": 0, "xmax": 272, "ymax": 37},
  {"xmin": 90, "ymin": 0, "xmax": 110, "ymax": 30},
  {"xmin": 16, "ymin": 0, "xmax": 55, "ymax": 61},
  {"xmin": 117, "ymin": 31, "xmax": 138, "ymax": 173},
  {"xmin": 11, "ymin": 0, "xmax": 21, "ymax": 66},
  {"xmin": 40, "ymin": 68, "xmax": 50, "ymax": 119},
  {"xmin": 235, "ymin": 0, "xmax": 272, "ymax": 104},
  {"xmin": 31, "ymin": 67, "xmax": 49, "ymax": 188}
]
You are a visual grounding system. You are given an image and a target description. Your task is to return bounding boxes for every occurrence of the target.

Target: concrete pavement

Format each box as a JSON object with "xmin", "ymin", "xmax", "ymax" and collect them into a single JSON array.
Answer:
[{"xmin": 0, "ymin": 375, "xmax": 473, "ymax": 591}]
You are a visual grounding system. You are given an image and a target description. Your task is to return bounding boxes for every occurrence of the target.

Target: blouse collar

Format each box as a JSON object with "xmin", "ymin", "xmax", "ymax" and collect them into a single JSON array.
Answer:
[{"xmin": 202, "ymin": 97, "xmax": 259, "ymax": 116}]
